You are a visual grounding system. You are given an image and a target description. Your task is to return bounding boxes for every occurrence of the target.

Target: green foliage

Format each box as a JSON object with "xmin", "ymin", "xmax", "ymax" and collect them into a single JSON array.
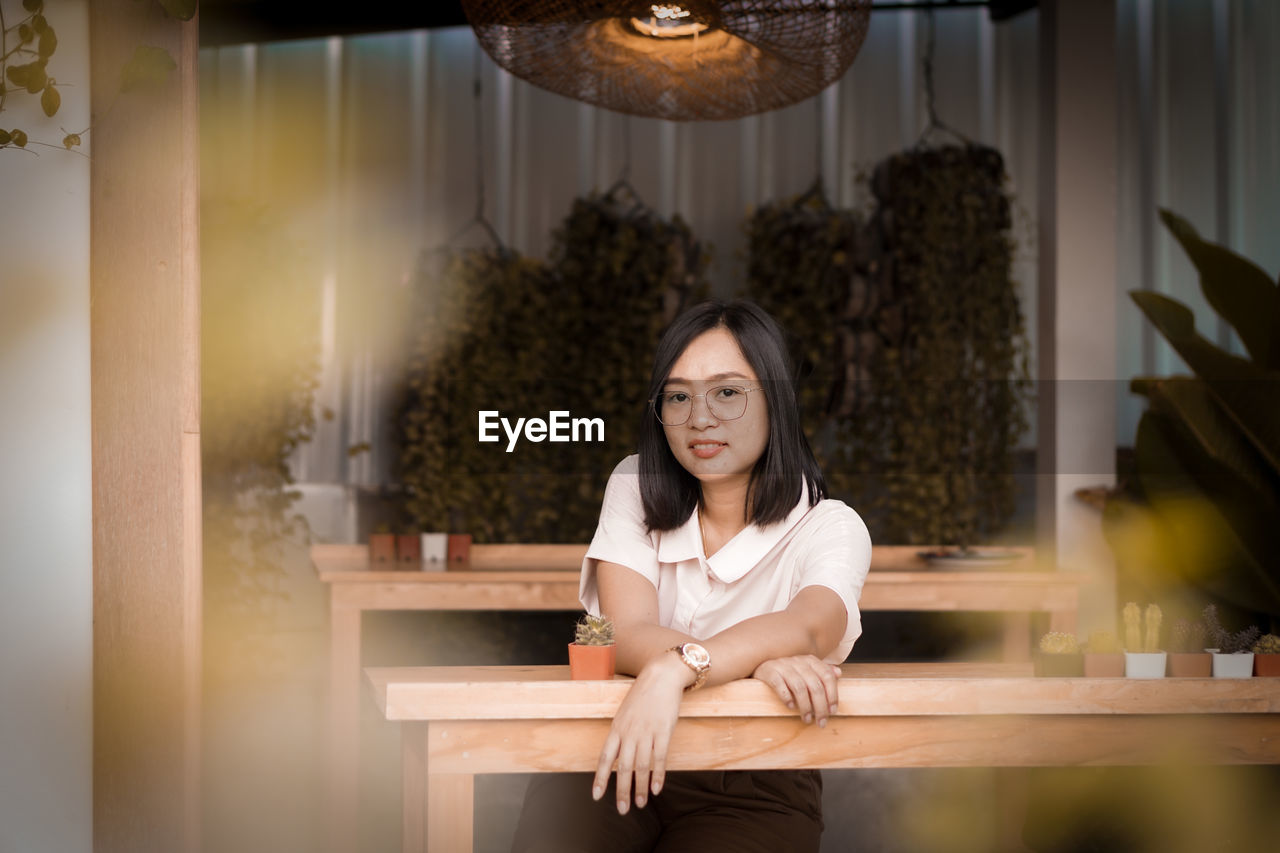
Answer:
[
  {"xmin": 746, "ymin": 147, "xmax": 1031, "ymax": 547},
  {"xmin": 1109, "ymin": 210, "xmax": 1280, "ymax": 627},
  {"xmin": 397, "ymin": 190, "xmax": 708, "ymax": 542},
  {"xmin": 1, "ymin": 0, "xmax": 60, "ymax": 150},
  {"xmin": 0, "ymin": 0, "xmax": 188, "ymax": 153},
  {"xmin": 743, "ymin": 184, "xmax": 871, "ymax": 504},
  {"xmin": 201, "ymin": 199, "xmax": 320, "ymax": 630}
]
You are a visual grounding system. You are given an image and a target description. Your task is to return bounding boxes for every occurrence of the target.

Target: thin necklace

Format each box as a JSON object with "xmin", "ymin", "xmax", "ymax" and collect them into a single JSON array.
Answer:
[{"xmin": 697, "ymin": 505, "xmax": 708, "ymax": 557}]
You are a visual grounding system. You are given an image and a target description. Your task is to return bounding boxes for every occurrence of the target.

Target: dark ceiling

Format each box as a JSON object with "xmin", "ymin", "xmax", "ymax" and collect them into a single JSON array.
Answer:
[
  {"xmin": 198, "ymin": 1, "xmax": 1036, "ymax": 48},
  {"xmin": 199, "ymin": 2, "xmax": 471, "ymax": 47}
]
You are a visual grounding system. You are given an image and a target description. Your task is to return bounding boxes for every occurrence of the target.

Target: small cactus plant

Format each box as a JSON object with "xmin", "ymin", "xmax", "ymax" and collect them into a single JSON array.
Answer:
[
  {"xmin": 1084, "ymin": 631, "xmax": 1120, "ymax": 654},
  {"xmin": 1143, "ymin": 604, "xmax": 1163, "ymax": 654},
  {"xmin": 574, "ymin": 613, "xmax": 615, "ymax": 646},
  {"xmin": 1253, "ymin": 633, "xmax": 1280, "ymax": 655},
  {"xmin": 1038, "ymin": 632, "xmax": 1079, "ymax": 654},
  {"xmin": 1122, "ymin": 602, "xmax": 1162, "ymax": 652},
  {"xmin": 1123, "ymin": 602, "xmax": 1142, "ymax": 652},
  {"xmin": 1169, "ymin": 618, "xmax": 1207, "ymax": 654},
  {"xmin": 1202, "ymin": 604, "xmax": 1261, "ymax": 654}
]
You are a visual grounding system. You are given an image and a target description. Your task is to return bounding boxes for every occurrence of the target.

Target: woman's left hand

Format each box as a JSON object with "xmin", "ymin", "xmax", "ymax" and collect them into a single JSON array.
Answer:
[
  {"xmin": 592, "ymin": 653, "xmax": 688, "ymax": 814},
  {"xmin": 751, "ymin": 655, "xmax": 843, "ymax": 727}
]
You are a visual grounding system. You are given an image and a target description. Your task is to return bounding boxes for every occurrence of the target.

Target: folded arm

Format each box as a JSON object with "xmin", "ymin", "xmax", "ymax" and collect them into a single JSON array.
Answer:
[{"xmin": 592, "ymin": 560, "xmax": 847, "ymax": 813}]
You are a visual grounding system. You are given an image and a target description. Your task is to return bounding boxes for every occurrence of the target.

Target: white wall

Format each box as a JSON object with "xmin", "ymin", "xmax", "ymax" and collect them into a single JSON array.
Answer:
[{"xmin": 0, "ymin": 1, "xmax": 93, "ymax": 850}]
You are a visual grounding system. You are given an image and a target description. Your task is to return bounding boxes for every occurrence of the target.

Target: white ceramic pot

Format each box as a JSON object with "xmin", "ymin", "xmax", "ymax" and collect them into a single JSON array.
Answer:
[
  {"xmin": 1210, "ymin": 651, "xmax": 1254, "ymax": 678},
  {"xmin": 419, "ymin": 532, "xmax": 448, "ymax": 569},
  {"xmin": 1124, "ymin": 651, "xmax": 1167, "ymax": 678}
]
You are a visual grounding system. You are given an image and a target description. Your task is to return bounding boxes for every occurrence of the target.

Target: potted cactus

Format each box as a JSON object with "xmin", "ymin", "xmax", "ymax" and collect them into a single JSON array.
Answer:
[
  {"xmin": 1252, "ymin": 634, "xmax": 1280, "ymax": 677},
  {"xmin": 1203, "ymin": 604, "xmax": 1259, "ymax": 678},
  {"xmin": 1122, "ymin": 603, "xmax": 1166, "ymax": 678},
  {"xmin": 1167, "ymin": 617, "xmax": 1211, "ymax": 677},
  {"xmin": 1035, "ymin": 632, "xmax": 1083, "ymax": 677},
  {"xmin": 1082, "ymin": 631, "xmax": 1124, "ymax": 677},
  {"xmin": 568, "ymin": 613, "xmax": 617, "ymax": 680}
]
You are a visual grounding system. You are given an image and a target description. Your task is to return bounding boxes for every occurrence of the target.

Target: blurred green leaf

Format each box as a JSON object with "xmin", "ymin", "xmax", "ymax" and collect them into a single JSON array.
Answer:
[
  {"xmin": 40, "ymin": 84, "xmax": 60, "ymax": 117},
  {"xmin": 1158, "ymin": 208, "xmax": 1278, "ymax": 369},
  {"xmin": 120, "ymin": 45, "xmax": 176, "ymax": 93},
  {"xmin": 38, "ymin": 26, "xmax": 57, "ymax": 59},
  {"xmin": 1131, "ymin": 290, "xmax": 1280, "ymax": 475}
]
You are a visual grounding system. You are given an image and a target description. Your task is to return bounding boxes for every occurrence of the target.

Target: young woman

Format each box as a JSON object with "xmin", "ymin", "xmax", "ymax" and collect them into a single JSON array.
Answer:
[{"xmin": 512, "ymin": 300, "xmax": 871, "ymax": 853}]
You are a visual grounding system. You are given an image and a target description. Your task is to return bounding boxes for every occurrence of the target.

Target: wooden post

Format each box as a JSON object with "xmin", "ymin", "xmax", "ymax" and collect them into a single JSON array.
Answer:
[
  {"xmin": 1036, "ymin": 0, "xmax": 1119, "ymax": 631},
  {"xmin": 90, "ymin": 2, "xmax": 201, "ymax": 851}
]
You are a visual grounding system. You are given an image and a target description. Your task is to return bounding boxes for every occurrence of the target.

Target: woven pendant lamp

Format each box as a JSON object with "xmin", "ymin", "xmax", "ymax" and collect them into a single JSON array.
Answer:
[{"xmin": 460, "ymin": 1, "xmax": 874, "ymax": 121}]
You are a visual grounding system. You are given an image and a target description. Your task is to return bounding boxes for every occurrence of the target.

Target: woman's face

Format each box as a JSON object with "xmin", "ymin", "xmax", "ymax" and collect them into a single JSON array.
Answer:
[{"xmin": 659, "ymin": 327, "xmax": 769, "ymax": 486}]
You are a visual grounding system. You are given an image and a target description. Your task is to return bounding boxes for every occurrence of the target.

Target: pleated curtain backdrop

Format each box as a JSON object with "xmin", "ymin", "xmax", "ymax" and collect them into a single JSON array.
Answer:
[{"xmin": 198, "ymin": 2, "xmax": 1278, "ymax": 501}]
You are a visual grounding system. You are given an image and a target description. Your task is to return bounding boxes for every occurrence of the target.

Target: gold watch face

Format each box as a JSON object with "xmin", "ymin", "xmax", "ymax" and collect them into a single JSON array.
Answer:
[{"xmin": 682, "ymin": 643, "xmax": 710, "ymax": 669}]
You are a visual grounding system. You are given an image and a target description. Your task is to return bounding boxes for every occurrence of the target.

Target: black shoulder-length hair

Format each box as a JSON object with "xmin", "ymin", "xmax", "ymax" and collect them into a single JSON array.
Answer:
[{"xmin": 638, "ymin": 299, "xmax": 826, "ymax": 532}]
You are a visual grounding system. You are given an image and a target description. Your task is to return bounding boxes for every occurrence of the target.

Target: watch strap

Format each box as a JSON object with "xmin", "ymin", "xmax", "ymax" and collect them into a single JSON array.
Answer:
[{"xmin": 669, "ymin": 643, "xmax": 710, "ymax": 691}]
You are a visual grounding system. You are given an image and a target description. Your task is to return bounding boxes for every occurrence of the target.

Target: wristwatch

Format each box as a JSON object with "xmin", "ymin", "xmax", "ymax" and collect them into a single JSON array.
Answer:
[{"xmin": 670, "ymin": 642, "xmax": 711, "ymax": 691}]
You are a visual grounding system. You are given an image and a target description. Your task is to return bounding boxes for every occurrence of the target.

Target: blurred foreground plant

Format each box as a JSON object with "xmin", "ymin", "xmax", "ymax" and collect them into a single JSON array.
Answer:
[
  {"xmin": 202, "ymin": 199, "xmax": 320, "ymax": 672},
  {"xmin": 1106, "ymin": 209, "xmax": 1280, "ymax": 631}
]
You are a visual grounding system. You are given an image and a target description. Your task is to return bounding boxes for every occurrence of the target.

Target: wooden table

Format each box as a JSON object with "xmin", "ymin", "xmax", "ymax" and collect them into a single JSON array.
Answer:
[
  {"xmin": 314, "ymin": 542, "xmax": 1084, "ymax": 852},
  {"xmin": 368, "ymin": 663, "xmax": 1280, "ymax": 852}
]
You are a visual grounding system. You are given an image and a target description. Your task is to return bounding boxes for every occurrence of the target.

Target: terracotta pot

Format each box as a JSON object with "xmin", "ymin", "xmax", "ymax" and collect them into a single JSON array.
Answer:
[
  {"xmin": 1211, "ymin": 652, "xmax": 1254, "ymax": 678},
  {"xmin": 1168, "ymin": 652, "xmax": 1211, "ymax": 677},
  {"xmin": 368, "ymin": 533, "xmax": 396, "ymax": 563},
  {"xmin": 1082, "ymin": 652, "xmax": 1124, "ymax": 677},
  {"xmin": 568, "ymin": 643, "xmax": 616, "ymax": 680},
  {"xmin": 447, "ymin": 533, "xmax": 472, "ymax": 564},
  {"xmin": 396, "ymin": 534, "xmax": 421, "ymax": 563},
  {"xmin": 1254, "ymin": 654, "xmax": 1280, "ymax": 677},
  {"xmin": 1124, "ymin": 651, "xmax": 1167, "ymax": 679}
]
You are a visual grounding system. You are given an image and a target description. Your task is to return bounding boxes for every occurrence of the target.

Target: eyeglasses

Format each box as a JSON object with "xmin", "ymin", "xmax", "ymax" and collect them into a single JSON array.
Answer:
[{"xmin": 649, "ymin": 385, "xmax": 764, "ymax": 426}]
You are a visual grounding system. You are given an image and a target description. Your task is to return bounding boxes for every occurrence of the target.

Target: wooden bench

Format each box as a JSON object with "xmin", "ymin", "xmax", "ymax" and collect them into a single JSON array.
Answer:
[
  {"xmin": 368, "ymin": 663, "xmax": 1280, "ymax": 852},
  {"xmin": 314, "ymin": 542, "xmax": 1086, "ymax": 852}
]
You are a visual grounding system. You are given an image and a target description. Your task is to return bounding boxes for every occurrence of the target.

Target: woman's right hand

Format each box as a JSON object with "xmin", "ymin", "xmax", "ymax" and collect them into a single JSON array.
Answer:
[
  {"xmin": 751, "ymin": 655, "xmax": 843, "ymax": 727},
  {"xmin": 592, "ymin": 652, "xmax": 690, "ymax": 814}
]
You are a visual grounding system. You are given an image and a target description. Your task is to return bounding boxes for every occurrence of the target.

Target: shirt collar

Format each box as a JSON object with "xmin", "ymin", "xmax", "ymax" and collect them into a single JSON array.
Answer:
[{"xmin": 655, "ymin": 486, "xmax": 814, "ymax": 583}]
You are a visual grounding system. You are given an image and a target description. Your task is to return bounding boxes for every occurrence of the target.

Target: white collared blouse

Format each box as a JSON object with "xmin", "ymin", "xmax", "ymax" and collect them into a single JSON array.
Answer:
[{"xmin": 579, "ymin": 454, "xmax": 873, "ymax": 662}]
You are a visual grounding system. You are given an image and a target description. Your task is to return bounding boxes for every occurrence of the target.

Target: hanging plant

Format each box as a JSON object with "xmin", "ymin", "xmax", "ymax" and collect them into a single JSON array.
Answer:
[
  {"xmin": 745, "ymin": 146, "xmax": 1031, "ymax": 548},
  {"xmin": 743, "ymin": 184, "xmax": 887, "ymax": 507},
  {"xmin": 397, "ymin": 188, "xmax": 708, "ymax": 543},
  {"xmin": 867, "ymin": 144, "xmax": 1032, "ymax": 547}
]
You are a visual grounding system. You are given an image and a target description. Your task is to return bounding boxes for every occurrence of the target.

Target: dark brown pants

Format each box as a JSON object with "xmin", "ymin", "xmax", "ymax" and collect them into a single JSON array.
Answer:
[{"xmin": 510, "ymin": 770, "xmax": 823, "ymax": 853}]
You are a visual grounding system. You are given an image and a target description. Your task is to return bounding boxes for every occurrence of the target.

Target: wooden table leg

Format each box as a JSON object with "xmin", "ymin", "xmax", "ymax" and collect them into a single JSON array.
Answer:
[
  {"xmin": 402, "ymin": 724, "xmax": 428, "ymax": 853},
  {"xmin": 427, "ymin": 773, "xmax": 474, "ymax": 852},
  {"xmin": 1002, "ymin": 612, "xmax": 1032, "ymax": 662},
  {"xmin": 328, "ymin": 596, "xmax": 362, "ymax": 853},
  {"xmin": 403, "ymin": 723, "xmax": 475, "ymax": 853}
]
